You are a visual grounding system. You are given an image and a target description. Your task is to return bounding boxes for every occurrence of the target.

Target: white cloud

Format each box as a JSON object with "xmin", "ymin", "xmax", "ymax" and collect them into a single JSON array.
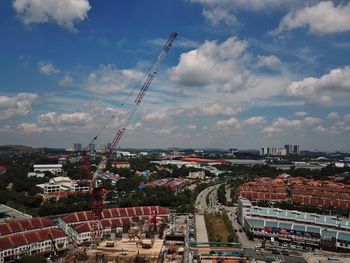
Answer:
[
  {"xmin": 0, "ymin": 93, "xmax": 37, "ymax": 120},
  {"xmin": 273, "ymin": 1, "xmax": 350, "ymax": 35},
  {"xmin": 327, "ymin": 112, "xmax": 339, "ymax": 119},
  {"xmin": 286, "ymin": 66, "xmax": 350, "ymax": 105},
  {"xmin": 262, "ymin": 126, "xmax": 283, "ymax": 135},
  {"xmin": 38, "ymin": 61, "xmax": 59, "ymax": 75},
  {"xmin": 187, "ymin": 124, "xmax": 197, "ymax": 130},
  {"xmin": 13, "ymin": 0, "xmax": 91, "ymax": 31},
  {"xmin": 85, "ymin": 64, "xmax": 143, "ymax": 94},
  {"xmin": 294, "ymin": 111, "xmax": 307, "ymax": 117},
  {"xmin": 303, "ymin": 116, "xmax": 323, "ymax": 126},
  {"xmin": 243, "ymin": 116, "xmax": 265, "ymax": 126},
  {"xmin": 190, "ymin": 0, "xmax": 299, "ymax": 26},
  {"xmin": 37, "ymin": 111, "xmax": 92, "ymax": 126},
  {"xmin": 17, "ymin": 123, "xmax": 53, "ymax": 133},
  {"xmin": 256, "ymin": 55, "xmax": 281, "ymax": 68},
  {"xmin": 59, "ymin": 74, "xmax": 74, "ymax": 86},
  {"xmin": 143, "ymin": 111, "xmax": 168, "ymax": 122},
  {"xmin": 216, "ymin": 117, "xmax": 241, "ymax": 130},
  {"xmin": 170, "ymin": 37, "xmax": 249, "ymax": 93},
  {"xmin": 262, "ymin": 117, "xmax": 301, "ymax": 135},
  {"xmin": 153, "ymin": 126, "xmax": 177, "ymax": 135}
]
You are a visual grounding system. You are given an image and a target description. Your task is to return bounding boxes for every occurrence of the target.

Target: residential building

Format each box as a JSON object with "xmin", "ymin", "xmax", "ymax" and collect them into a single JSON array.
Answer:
[
  {"xmin": 0, "ymin": 228, "xmax": 67, "ymax": 262},
  {"xmin": 110, "ymin": 161, "xmax": 130, "ymax": 169},
  {"xmin": 260, "ymin": 147, "xmax": 287, "ymax": 156},
  {"xmin": 33, "ymin": 164, "xmax": 62, "ymax": 174}
]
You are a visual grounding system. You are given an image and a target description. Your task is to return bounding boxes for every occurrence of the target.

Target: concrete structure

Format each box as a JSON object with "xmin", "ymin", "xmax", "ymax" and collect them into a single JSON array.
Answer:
[
  {"xmin": 36, "ymin": 177, "xmax": 90, "ymax": 195},
  {"xmin": 188, "ymin": 171, "xmax": 205, "ymax": 179},
  {"xmin": 33, "ymin": 164, "xmax": 62, "ymax": 174},
  {"xmin": 238, "ymin": 198, "xmax": 350, "ymax": 252},
  {"xmin": 151, "ymin": 160, "xmax": 198, "ymax": 168},
  {"xmin": 58, "ymin": 206, "xmax": 169, "ymax": 244},
  {"xmin": 0, "ymin": 205, "xmax": 32, "ymax": 223}
]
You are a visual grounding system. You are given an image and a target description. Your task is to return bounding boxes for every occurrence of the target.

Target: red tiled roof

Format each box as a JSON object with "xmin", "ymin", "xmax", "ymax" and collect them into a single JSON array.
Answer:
[
  {"xmin": 0, "ymin": 228, "xmax": 65, "ymax": 250},
  {"xmin": 180, "ymin": 157, "xmax": 225, "ymax": 163},
  {"xmin": 72, "ymin": 215, "xmax": 165, "ymax": 234},
  {"xmin": 60, "ymin": 206, "xmax": 169, "ymax": 224},
  {"xmin": 0, "ymin": 218, "xmax": 54, "ymax": 236}
]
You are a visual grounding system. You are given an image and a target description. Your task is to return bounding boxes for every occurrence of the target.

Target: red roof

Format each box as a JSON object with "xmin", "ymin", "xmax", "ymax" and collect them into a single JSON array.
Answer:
[
  {"xmin": 180, "ymin": 157, "xmax": 225, "ymax": 163},
  {"xmin": 72, "ymin": 215, "xmax": 166, "ymax": 234},
  {"xmin": 0, "ymin": 228, "xmax": 65, "ymax": 250},
  {"xmin": 0, "ymin": 165, "xmax": 6, "ymax": 172},
  {"xmin": 60, "ymin": 206, "xmax": 169, "ymax": 224},
  {"xmin": 0, "ymin": 218, "xmax": 54, "ymax": 236}
]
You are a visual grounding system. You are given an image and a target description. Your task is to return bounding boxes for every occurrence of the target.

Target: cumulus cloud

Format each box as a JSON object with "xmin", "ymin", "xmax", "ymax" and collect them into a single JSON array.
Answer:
[
  {"xmin": 59, "ymin": 74, "xmax": 74, "ymax": 86},
  {"xmin": 327, "ymin": 112, "xmax": 339, "ymax": 119},
  {"xmin": 262, "ymin": 117, "xmax": 301, "ymax": 135},
  {"xmin": 143, "ymin": 111, "xmax": 168, "ymax": 122},
  {"xmin": 187, "ymin": 124, "xmax": 197, "ymax": 130},
  {"xmin": 170, "ymin": 37, "xmax": 250, "ymax": 93},
  {"xmin": 13, "ymin": 0, "xmax": 91, "ymax": 31},
  {"xmin": 286, "ymin": 66, "xmax": 350, "ymax": 105},
  {"xmin": 153, "ymin": 126, "xmax": 177, "ymax": 135},
  {"xmin": 190, "ymin": 0, "xmax": 299, "ymax": 26},
  {"xmin": 273, "ymin": 1, "xmax": 350, "ymax": 35},
  {"xmin": 37, "ymin": 61, "xmax": 59, "ymax": 75},
  {"xmin": 84, "ymin": 64, "xmax": 143, "ymax": 94},
  {"xmin": 37, "ymin": 111, "xmax": 92, "ymax": 126},
  {"xmin": 0, "ymin": 93, "xmax": 37, "ymax": 120},
  {"xmin": 303, "ymin": 116, "xmax": 323, "ymax": 126},
  {"xmin": 256, "ymin": 55, "xmax": 281, "ymax": 68},
  {"xmin": 243, "ymin": 116, "xmax": 265, "ymax": 126},
  {"xmin": 216, "ymin": 117, "xmax": 241, "ymax": 130},
  {"xmin": 294, "ymin": 111, "xmax": 307, "ymax": 117},
  {"xmin": 17, "ymin": 123, "xmax": 53, "ymax": 133}
]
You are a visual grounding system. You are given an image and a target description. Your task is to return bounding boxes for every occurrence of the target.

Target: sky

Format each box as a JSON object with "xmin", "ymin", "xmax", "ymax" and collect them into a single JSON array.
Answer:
[{"xmin": 0, "ymin": 0, "xmax": 350, "ymax": 151}]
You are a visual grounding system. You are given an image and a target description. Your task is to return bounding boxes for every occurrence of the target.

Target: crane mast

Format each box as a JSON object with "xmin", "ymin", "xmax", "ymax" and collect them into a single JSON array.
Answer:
[{"xmin": 90, "ymin": 32, "xmax": 177, "ymax": 246}]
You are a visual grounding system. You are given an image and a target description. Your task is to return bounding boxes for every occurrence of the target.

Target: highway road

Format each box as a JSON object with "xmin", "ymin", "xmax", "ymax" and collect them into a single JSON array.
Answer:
[{"xmin": 195, "ymin": 184, "xmax": 221, "ymax": 213}]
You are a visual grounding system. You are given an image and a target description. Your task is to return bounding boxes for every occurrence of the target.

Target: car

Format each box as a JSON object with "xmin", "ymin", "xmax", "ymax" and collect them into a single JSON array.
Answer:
[
  {"xmin": 255, "ymin": 243, "xmax": 262, "ymax": 249},
  {"xmin": 282, "ymin": 250, "xmax": 289, "ymax": 256},
  {"xmin": 239, "ymin": 229, "xmax": 243, "ymax": 232},
  {"xmin": 282, "ymin": 243, "xmax": 288, "ymax": 248}
]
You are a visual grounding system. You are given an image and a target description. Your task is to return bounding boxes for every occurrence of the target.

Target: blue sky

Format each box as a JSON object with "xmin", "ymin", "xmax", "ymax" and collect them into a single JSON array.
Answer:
[{"xmin": 1, "ymin": 0, "xmax": 350, "ymax": 151}]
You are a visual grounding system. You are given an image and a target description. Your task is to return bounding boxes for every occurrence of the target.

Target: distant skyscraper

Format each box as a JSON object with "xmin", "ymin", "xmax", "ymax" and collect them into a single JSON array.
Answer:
[
  {"xmin": 89, "ymin": 143, "xmax": 96, "ymax": 151},
  {"xmin": 73, "ymin": 143, "xmax": 82, "ymax": 152},
  {"xmin": 285, "ymin": 145, "xmax": 293, "ymax": 154},
  {"xmin": 293, "ymin": 145, "xmax": 300, "ymax": 154}
]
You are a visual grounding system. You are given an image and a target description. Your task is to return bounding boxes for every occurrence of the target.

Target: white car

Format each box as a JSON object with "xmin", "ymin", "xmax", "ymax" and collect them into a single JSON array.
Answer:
[{"xmin": 255, "ymin": 243, "xmax": 262, "ymax": 249}]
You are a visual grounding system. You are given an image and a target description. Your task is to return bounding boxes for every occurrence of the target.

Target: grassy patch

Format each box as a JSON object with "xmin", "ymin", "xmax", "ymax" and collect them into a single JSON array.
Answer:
[{"xmin": 204, "ymin": 212, "xmax": 238, "ymax": 243}]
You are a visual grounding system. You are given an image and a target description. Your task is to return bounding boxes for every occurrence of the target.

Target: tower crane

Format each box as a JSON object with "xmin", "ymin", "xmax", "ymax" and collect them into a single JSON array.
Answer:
[{"xmin": 90, "ymin": 32, "xmax": 177, "ymax": 247}]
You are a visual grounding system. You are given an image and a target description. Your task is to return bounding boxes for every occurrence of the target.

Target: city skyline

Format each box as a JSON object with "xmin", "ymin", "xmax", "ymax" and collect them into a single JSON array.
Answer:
[{"xmin": 1, "ymin": 1, "xmax": 350, "ymax": 151}]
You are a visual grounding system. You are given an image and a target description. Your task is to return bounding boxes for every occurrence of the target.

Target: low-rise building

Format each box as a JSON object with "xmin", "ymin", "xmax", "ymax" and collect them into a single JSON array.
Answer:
[
  {"xmin": 238, "ymin": 198, "xmax": 350, "ymax": 252},
  {"xmin": 188, "ymin": 171, "xmax": 205, "ymax": 179},
  {"xmin": 110, "ymin": 161, "xmax": 130, "ymax": 169},
  {"xmin": 33, "ymin": 164, "xmax": 62, "ymax": 174},
  {"xmin": 27, "ymin": 172, "xmax": 45, "ymax": 178},
  {"xmin": 36, "ymin": 177, "xmax": 90, "ymax": 195},
  {"xmin": 0, "ymin": 228, "xmax": 67, "ymax": 262}
]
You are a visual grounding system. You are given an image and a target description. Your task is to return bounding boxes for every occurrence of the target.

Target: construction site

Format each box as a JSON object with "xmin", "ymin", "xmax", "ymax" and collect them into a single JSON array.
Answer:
[{"xmin": 63, "ymin": 213, "xmax": 188, "ymax": 263}]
